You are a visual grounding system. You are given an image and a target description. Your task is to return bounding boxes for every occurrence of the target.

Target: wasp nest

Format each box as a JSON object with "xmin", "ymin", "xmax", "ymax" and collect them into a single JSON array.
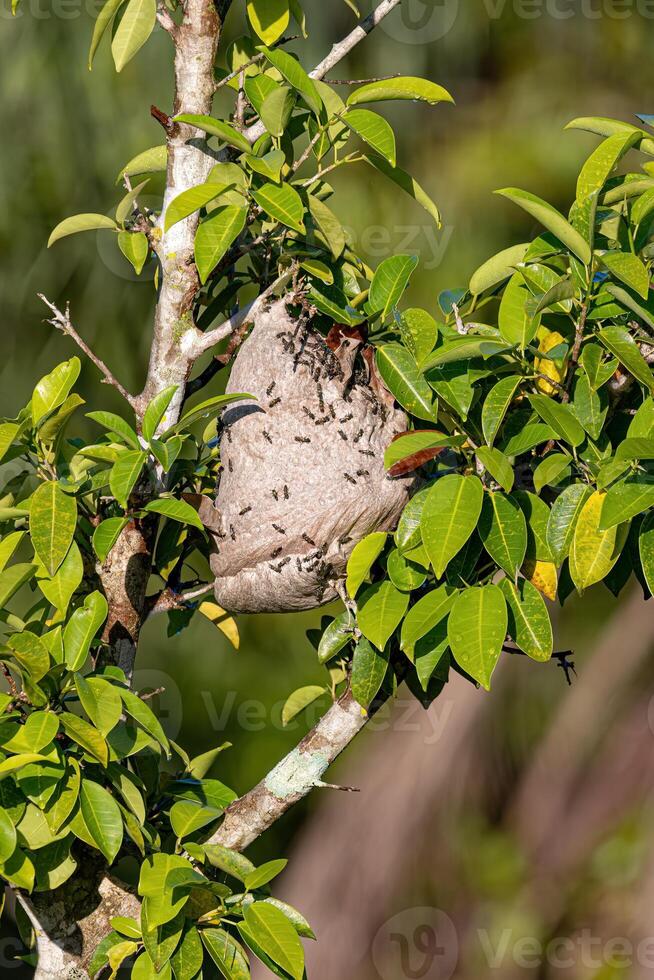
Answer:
[{"xmin": 207, "ymin": 297, "xmax": 416, "ymax": 613}]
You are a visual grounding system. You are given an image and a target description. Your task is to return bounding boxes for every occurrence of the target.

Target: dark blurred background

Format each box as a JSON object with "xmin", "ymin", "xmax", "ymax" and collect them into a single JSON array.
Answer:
[{"xmin": 2, "ymin": 1, "xmax": 654, "ymax": 977}]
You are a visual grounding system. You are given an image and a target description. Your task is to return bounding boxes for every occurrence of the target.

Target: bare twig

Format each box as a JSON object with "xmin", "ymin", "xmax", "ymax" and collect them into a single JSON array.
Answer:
[
  {"xmin": 244, "ymin": 0, "xmax": 403, "ymax": 145},
  {"xmin": 328, "ymin": 73, "xmax": 401, "ymax": 85},
  {"xmin": 148, "ymin": 583, "xmax": 213, "ymax": 617},
  {"xmin": 156, "ymin": 2, "xmax": 177, "ymax": 35},
  {"xmin": 38, "ymin": 295, "xmax": 136, "ymax": 408}
]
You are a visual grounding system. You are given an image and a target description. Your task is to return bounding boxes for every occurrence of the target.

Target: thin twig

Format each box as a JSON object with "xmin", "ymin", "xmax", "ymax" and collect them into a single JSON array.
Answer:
[
  {"xmin": 38, "ymin": 295, "xmax": 136, "ymax": 408},
  {"xmin": 327, "ymin": 73, "xmax": 401, "ymax": 85},
  {"xmin": 244, "ymin": 0, "xmax": 403, "ymax": 145}
]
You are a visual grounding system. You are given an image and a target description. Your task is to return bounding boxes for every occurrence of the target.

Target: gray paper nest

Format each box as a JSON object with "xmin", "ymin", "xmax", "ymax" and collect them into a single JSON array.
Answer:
[{"xmin": 207, "ymin": 297, "xmax": 416, "ymax": 613}]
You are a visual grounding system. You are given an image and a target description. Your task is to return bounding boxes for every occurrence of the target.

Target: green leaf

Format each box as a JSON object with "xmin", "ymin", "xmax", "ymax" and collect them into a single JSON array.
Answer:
[
  {"xmin": 244, "ymin": 858, "xmax": 288, "ymax": 891},
  {"xmin": 598, "ymin": 325, "xmax": 654, "ymax": 393},
  {"xmin": 512, "ymin": 489, "xmax": 554, "ymax": 561},
  {"xmin": 80, "ymin": 778, "xmax": 123, "ymax": 863},
  {"xmin": 528, "ymin": 393, "xmax": 585, "ymax": 448},
  {"xmin": 38, "ymin": 540, "xmax": 83, "ymax": 616},
  {"xmin": 469, "ymin": 243, "xmax": 530, "ymax": 296},
  {"xmin": 475, "ymin": 447, "xmax": 515, "ymax": 493},
  {"xmin": 386, "ymin": 548, "xmax": 427, "ymax": 591},
  {"xmin": 169, "ymin": 800, "xmax": 222, "ymax": 840},
  {"xmin": 383, "ymin": 430, "xmax": 459, "ymax": 473},
  {"xmin": 202, "ymin": 928, "xmax": 250, "ymax": 980},
  {"xmin": 203, "ymin": 843, "xmax": 255, "ymax": 882},
  {"xmin": 260, "ymin": 85, "xmax": 296, "ymax": 137},
  {"xmin": 307, "ymin": 195, "xmax": 345, "ymax": 258},
  {"xmin": 369, "ymin": 254, "xmax": 418, "ymax": 318},
  {"xmin": 481, "ymin": 377, "xmax": 520, "ymax": 448},
  {"xmin": 109, "ymin": 450, "xmax": 146, "ymax": 508},
  {"xmin": 600, "ymin": 251, "xmax": 649, "ymax": 300},
  {"xmin": 252, "ymin": 182, "xmax": 305, "ymax": 233},
  {"xmin": 570, "ymin": 491, "xmax": 630, "ymax": 592},
  {"xmin": 242, "ymin": 901, "xmax": 304, "ymax": 980},
  {"xmin": 501, "ymin": 423, "xmax": 556, "ymax": 457},
  {"xmin": 499, "ymin": 578, "xmax": 553, "ymax": 662},
  {"xmin": 495, "ymin": 188, "xmax": 591, "ymax": 265},
  {"xmin": 143, "ymin": 498, "xmax": 204, "ymax": 531},
  {"xmin": 86, "ymin": 410, "xmax": 140, "ymax": 448},
  {"xmin": 345, "ymin": 532, "xmax": 387, "ymax": 598},
  {"xmin": 48, "ymin": 214, "xmax": 117, "ymax": 248},
  {"xmin": 281, "ymin": 686, "xmax": 326, "ymax": 726},
  {"xmin": 342, "ymin": 108, "xmax": 396, "ymax": 165},
  {"xmin": 447, "ymin": 584, "xmax": 507, "ymax": 691},
  {"xmin": 171, "ymin": 925, "xmax": 203, "ymax": 980},
  {"xmin": 64, "ymin": 590, "xmax": 109, "ymax": 671},
  {"xmin": 479, "ymin": 492, "xmax": 527, "ymax": 576},
  {"xmin": 573, "ymin": 374, "xmax": 607, "ymax": 441},
  {"xmin": 375, "ymin": 344, "xmax": 437, "ymax": 421},
  {"xmin": 0, "ymin": 847, "xmax": 35, "ymax": 891},
  {"xmin": 0, "ymin": 807, "xmax": 16, "ymax": 863},
  {"xmin": 32, "ymin": 358, "xmax": 81, "ymax": 425},
  {"xmin": 357, "ymin": 581, "xmax": 409, "ymax": 651},
  {"xmin": 0, "ymin": 532, "xmax": 25, "ymax": 574},
  {"xmin": 546, "ymin": 484, "xmax": 593, "ymax": 565},
  {"xmin": 576, "ymin": 131, "xmax": 640, "ymax": 201},
  {"xmin": 262, "ymin": 45, "xmax": 322, "ymax": 115},
  {"xmin": 397, "ymin": 308, "xmax": 439, "ymax": 365},
  {"xmin": 533, "ymin": 454, "xmax": 572, "ymax": 494},
  {"xmin": 111, "ymin": 0, "xmax": 156, "ymax": 72},
  {"xmin": 88, "ymin": 0, "xmax": 127, "ymax": 68},
  {"xmin": 616, "ymin": 437, "xmax": 654, "ymax": 460},
  {"xmin": 0, "ymin": 563, "xmax": 36, "ymax": 607},
  {"xmin": 498, "ymin": 272, "xmax": 540, "ymax": 349},
  {"xmin": 92, "ymin": 517, "xmax": 128, "ymax": 564},
  {"xmin": 0, "ymin": 754, "xmax": 48, "ymax": 781},
  {"xmin": 75, "ymin": 674, "xmax": 122, "ymax": 736},
  {"xmin": 3, "ymin": 710, "xmax": 59, "ymax": 754},
  {"xmin": 639, "ymin": 510, "xmax": 654, "ymax": 594},
  {"xmin": 120, "ymin": 689, "xmax": 169, "ymax": 753},
  {"xmin": 195, "ymin": 206, "xmax": 248, "ymax": 285},
  {"xmin": 351, "ymin": 637, "xmax": 388, "ymax": 709},
  {"xmin": 362, "ymin": 150, "xmax": 441, "ymax": 227},
  {"xmin": 116, "ymin": 145, "xmax": 167, "ymax": 183},
  {"xmin": 60, "ymin": 713, "xmax": 109, "ymax": 765},
  {"xmin": 173, "ymin": 392, "xmax": 255, "ymax": 432},
  {"xmin": 164, "ymin": 183, "xmax": 230, "ymax": 232},
  {"xmin": 347, "ymin": 76, "xmax": 453, "ymax": 107},
  {"xmin": 115, "ymin": 178, "xmax": 149, "ymax": 225},
  {"xmin": 604, "ymin": 283, "xmax": 654, "ymax": 334},
  {"xmin": 599, "ymin": 480, "xmax": 654, "ymax": 530},
  {"xmin": 420, "ymin": 474, "xmax": 484, "ymax": 578},
  {"xmin": 246, "ymin": 148, "xmax": 286, "ymax": 183},
  {"xmin": 117, "ymin": 231, "xmax": 149, "ymax": 275},
  {"xmin": 317, "ymin": 611, "xmax": 354, "ymax": 664},
  {"xmin": 247, "ymin": 0, "xmax": 289, "ymax": 43},
  {"xmin": 399, "ymin": 585, "xmax": 456, "ymax": 658},
  {"xmin": 29, "ymin": 481, "xmax": 77, "ymax": 576},
  {"xmin": 5, "ymin": 631, "xmax": 50, "ymax": 682}
]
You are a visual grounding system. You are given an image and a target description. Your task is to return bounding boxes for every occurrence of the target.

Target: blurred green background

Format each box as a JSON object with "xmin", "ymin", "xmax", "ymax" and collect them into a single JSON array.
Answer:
[{"xmin": 2, "ymin": 1, "xmax": 654, "ymax": 977}]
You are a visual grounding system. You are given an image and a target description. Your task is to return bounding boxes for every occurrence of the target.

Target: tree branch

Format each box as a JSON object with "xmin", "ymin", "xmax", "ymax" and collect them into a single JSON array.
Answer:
[
  {"xmin": 244, "ymin": 0, "xmax": 404, "ymax": 145},
  {"xmin": 38, "ymin": 295, "xmax": 136, "ymax": 408}
]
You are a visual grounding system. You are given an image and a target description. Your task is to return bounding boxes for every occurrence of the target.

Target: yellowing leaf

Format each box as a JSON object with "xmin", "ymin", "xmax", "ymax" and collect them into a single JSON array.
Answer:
[
  {"xmin": 111, "ymin": 0, "xmax": 156, "ymax": 72},
  {"xmin": 522, "ymin": 558, "xmax": 558, "ymax": 601},
  {"xmin": 29, "ymin": 482, "xmax": 77, "ymax": 576},
  {"xmin": 535, "ymin": 328, "xmax": 567, "ymax": 395},
  {"xmin": 247, "ymin": 0, "xmax": 290, "ymax": 45},
  {"xmin": 199, "ymin": 601, "xmax": 240, "ymax": 649},
  {"xmin": 569, "ymin": 491, "xmax": 630, "ymax": 592}
]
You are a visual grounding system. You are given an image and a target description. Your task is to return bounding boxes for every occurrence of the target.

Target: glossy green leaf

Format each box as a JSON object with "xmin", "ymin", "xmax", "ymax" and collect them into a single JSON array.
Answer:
[
  {"xmin": 397, "ymin": 308, "xmax": 439, "ymax": 365},
  {"xmin": 202, "ymin": 928, "xmax": 250, "ymax": 980},
  {"xmin": 32, "ymin": 358, "xmax": 81, "ymax": 425},
  {"xmin": 64, "ymin": 590, "xmax": 109, "ymax": 671},
  {"xmin": 479, "ymin": 492, "xmax": 527, "ymax": 575},
  {"xmin": 475, "ymin": 447, "xmax": 514, "ymax": 493},
  {"xmin": 163, "ymin": 183, "xmax": 229, "ymax": 232},
  {"xmin": 111, "ymin": 0, "xmax": 155, "ymax": 70},
  {"xmin": 60, "ymin": 713, "xmax": 109, "ymax": 765},
  {"xmin": 86, "ymin": 410, "xmax": 140, "ymax": 448},
  {"xmin": 576, "ymin": 131, "xmax": 639, "ymax": 201},
  {"xmin": 80, "ymin": 778, "xmax": 123, "ymax": 863},
  {"xmin": 447, "ymin": 584, "xmax": 507, "ymax": 691},
  {"xmin": 169, "ymin": 800, "xmax": 222, "ymax": 840},
  {"xmin": 252, "ymin": 182, "xmax": 305, "ymax": 233},
  {"xmin": 143, "ymin": 498, "xmax": 204, "ymax": 531},
  {"xmin": 48, "ymin": 213, "xmax": 117, "ymax": 248},
  {"xmin": 317, "ymin": 611, "xmax": 354, "ymax": 664},
  {"xmin": 260, "ymin": 85, "xmax": 296, "ymax": 137},
  {"xmin": 5, "ymin": 632, "xmax": 50, "ymax": 682},
  {"xmin": 342, "ymin": 108, "xmax": 396, "ymax": 165},
  {"xmin": 109, "ymin": 450, "xmax": 146, "ymax": 508},
  {"xmin": 528, "ymin": 393, "xmax": 585, "ymax": 447},
  {"xmin": 386, "ymin": 548, "xmax": 427, "ymax": 591},
  {"xmin": 307, "ymin": 194, "xmax": 345, "ymax": 258},
  {"xmin": 376, "ymin": 344, "xmax": 437, "ymax": 421},
  {"xmin": 120, "ymin": 688, "xmax": 169, "ymax": 753},
  {"xmin": 357, "ymin": 581, "xmax": 409, "ymax": 651},
  {"xmin": 348, "ymin": 75, "xmax": 452, "ymax": 107},
  {"xmin": 116, "ymin": 145, "xmax": 167, "ymax": 183},
  {"xmin": 92, "ymin": 518, "xmax": 128, "ymax": 564},
  {"xmin": 598, "ymin": 325, "xmax": 654, "ymax": 393},
  {"xmin": 88, "ymin": 0, "xmax": 127, "ymax": 68},
  {"xmin": 38, "ymin": 540, "xmax": 83, "ymax": 615},
  {"xmin": 348, "ymin": 639, "xmax": 387, "ymax": 716},
  {"xmin": 244, "ymin": 858, "xmax": 288, "ymax": 892},
  {"xmin": 546, "ymin": 484, "xmax": 593, "ymax": 565},
  {"xmin": 639, "ymin": 510, "xmax": 654, "ymax": 594},
  {"xmin": 29, "ymin": 481, "xmax": 77, "ymax": 575},
  {"xmin": 242, "ymin": 901, "xmax": 304, "ymax": 980},
  {"xmin": 481, "ymin": 376, "xmax": 520, "ymax": 447},
  {"xmin": 173, "ymin": 392, "xmax": 255, "ymax": 432},
  {"xmin": 345, "ymin": 532, "xmax": 387, "ymax": 598},
  {"xmin": 0, "ymin": 563, "xmax": 36, "ymax": 608},
  {"xmin": 262, "ymin": 45, "xmax": 322, "ymax": 115},
  {"xmin": 495, "ymin": 188, "xmax": 591, "ymax": 265},
  {"xmin": 499, "ymin": 577, "xmax": 553, "ymax": 662},
  {"xmin": 600, "ymin": 250, "xmax": 649, "ymax": 299},
  {"xmin": 498, "ymin": 272, "xmax": 540, "ymax": 348},
  {"xmin": 174, "ymin": 113, "xmax": 251, "ymax": 154},
  {"xmin": 362, "ymin": 150, "xmax": 441, "ymax": 227},
  {"xmin": 117, "ymin": 231, "xmax": 149, "ymax": 275},
  {"xmin": 573, "ymin": 374, "xmax": 607, "ymax": 441},
  {"xmin": 170, "ymin": 924, "xmax": 203, "ymax": 980},
  {"xmin": 399, "ymin": 585, "xmax": 456, "ymax": 659},
  {"xmin": 0, "ymin": 532, "xmax": 25, "ymax": 574},
  {"xmin": 420, "ymin": 474, "xmax": 484, "ymax": 578},
  {"xmin": 369, "ymin": 254, "xmax": 418, "ymax": 318},
  {"xmin": 281, "ymin": 686, "xmax": 326, "ymax": 726},
  {"xmin": 3, "ymin": 710, "xmax": 58, "ymax": 755},
  {"xmin": 469, "ymin": 243, "xmax": 530, "ymax": 296},
  {"xmin": 75, "ymin": 674, "xmax": 122, "ymax": 736},
  {"xmin": 599, "ymin": 480, "xmax": 654, "ymax": 529},
  {"xmin": 194, "ymin": 206, "xmax": 248, "ymax": 285}
]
